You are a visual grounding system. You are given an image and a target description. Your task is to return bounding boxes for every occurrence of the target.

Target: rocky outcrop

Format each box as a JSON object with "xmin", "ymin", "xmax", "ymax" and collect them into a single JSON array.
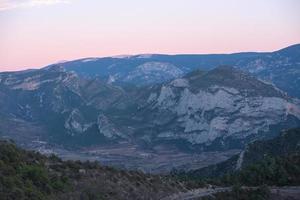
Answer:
[
  {"xmin": 64, "ymin": 109, "xmax": 94, "ymax": 135},
  {"xmin": 97, "ymin": 114, "xmax": 125, "ymax": 139},
  {"xmin": 137, "ymin": 67, "xmax": 300, "ymax": 146}
]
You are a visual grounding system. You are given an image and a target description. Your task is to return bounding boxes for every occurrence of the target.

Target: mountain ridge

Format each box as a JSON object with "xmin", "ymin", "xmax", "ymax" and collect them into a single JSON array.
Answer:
[{"xmin": 43, "ymin": 43, "xmax": 300, "ymax": 99}]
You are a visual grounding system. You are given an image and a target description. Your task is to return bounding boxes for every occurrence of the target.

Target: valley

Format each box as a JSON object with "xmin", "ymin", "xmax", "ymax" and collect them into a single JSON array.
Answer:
[
  {"xmin": 22, "ymin": 139, "xmax": 240, "ymax": 173},
  {"xmin": 1, "ymin": 131, "xmax": 300, "ymax": 199}
]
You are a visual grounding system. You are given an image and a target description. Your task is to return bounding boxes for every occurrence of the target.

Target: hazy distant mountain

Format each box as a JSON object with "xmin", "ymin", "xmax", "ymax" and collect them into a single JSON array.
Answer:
[
  {"xmin": 237, "ymin": 44, "xmax": 300, "ymax": 98},
  {"xmin": 55, "ymin": 44, "xmax": 300, "ymax": 98},
  {"xmin": 0, "ymin": 65, "xmax": 299, "ymax": 154}
]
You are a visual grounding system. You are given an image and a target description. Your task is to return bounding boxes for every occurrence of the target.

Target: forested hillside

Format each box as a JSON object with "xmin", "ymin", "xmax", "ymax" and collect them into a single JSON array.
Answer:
[
  {"xmin": 0, "ymin": 140, "xmax": 185, "ymax": 200},
  {"xmin": 172, "ymin": 128, "xmax": 300, "ymax": 188}
]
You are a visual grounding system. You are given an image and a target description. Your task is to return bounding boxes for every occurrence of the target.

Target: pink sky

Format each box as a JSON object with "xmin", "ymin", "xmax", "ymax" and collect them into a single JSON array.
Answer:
[{"xmin": 0, "ymin": 0, "xmax": 299, "ymax": 71}]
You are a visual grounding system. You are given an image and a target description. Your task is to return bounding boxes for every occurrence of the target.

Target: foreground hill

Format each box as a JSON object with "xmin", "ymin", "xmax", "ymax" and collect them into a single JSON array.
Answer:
[
  {"xmin": 1, "ymin": 136, "xmax": 299, "ymax": 200},
  {"xmin": 177, "ymin": 128, "xmax": 300, "ymax": 183},
  {"xmin": 0, "ymin": 140, "xmax": 185, "ymax": 200}
]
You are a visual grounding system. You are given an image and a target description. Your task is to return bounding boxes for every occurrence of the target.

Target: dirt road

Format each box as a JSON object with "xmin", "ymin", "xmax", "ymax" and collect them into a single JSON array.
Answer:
[{"xmin": 161, "ymin": 186, "xmax": 300, "ymax": 200}]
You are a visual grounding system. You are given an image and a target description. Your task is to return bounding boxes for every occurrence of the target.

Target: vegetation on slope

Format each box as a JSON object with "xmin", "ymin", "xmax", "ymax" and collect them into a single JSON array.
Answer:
[
  {"xmin": 0, "ymin": 140, "xmax": 185, "ymax": 200},
  {"xmin": 171, "ymin": 128, "xmax": 300, "ymax": 188},
  {"xmin": 1, "ymin": 128, "xmax": 299, "ymax": 199},
  {"xmin": 201, "ymin": 185, "xmax": 271, "ymax": 200},
  {"xmin": 221, "ymin": 154, "xmax": 300, "ymax": 186}
]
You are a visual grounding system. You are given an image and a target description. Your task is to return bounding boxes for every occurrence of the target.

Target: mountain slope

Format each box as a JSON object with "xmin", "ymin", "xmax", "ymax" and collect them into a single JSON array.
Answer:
[
  {"xmin": 0, "ymin": 66, "xmax": 299, "ymax": 151},
  {"xmin": 0, "ymin": 66, "xmax": 134, "ymax": 146},
  {"xmin": 237, "ymin": 44, "xmax": 300, "ymax": 98},
  {"xmin": 124, "ymin": 66, "xmax": 300, "ymax": 151},
  {"xmin": 182, "ymin": 128, "xmax": 300, "ymax": 178}
]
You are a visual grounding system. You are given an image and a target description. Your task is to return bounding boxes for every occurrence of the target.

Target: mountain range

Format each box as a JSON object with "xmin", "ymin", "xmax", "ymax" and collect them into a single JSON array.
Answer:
[
  {"xmin": 0, "ymin": 44, "xmax": 300, "ymax": 172},
  {"xmin": 55, "ymin": 44, "xmax": 300, "ymax": 98}
]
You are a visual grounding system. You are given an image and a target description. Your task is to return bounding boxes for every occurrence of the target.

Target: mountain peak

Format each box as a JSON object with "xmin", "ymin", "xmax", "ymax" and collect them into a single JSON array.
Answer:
[{"xmin": 184, "ymin": 66, "xmax": 284, "ymax": 97}]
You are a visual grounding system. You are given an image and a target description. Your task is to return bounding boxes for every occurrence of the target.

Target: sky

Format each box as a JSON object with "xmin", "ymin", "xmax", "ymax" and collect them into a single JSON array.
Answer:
[{"xmin": 0, "ymin": 0, "xmax": 299, "ymax": 71}]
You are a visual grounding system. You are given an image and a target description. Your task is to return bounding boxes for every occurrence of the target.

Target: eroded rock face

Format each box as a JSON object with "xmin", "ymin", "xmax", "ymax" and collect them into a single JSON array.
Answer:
[
  {"xmin": 138, "ymin": 68, "xmax": 300, "ymax": 146},
  {"xmin": 97, "ymin": 114, "xmax": 125, "ymax": 139},
  {"xmin": 64, "ymin": 109, "xmax": 94, "ymax": 135},
  {"xmin": 149, "ymin": 84, "xmax": 300, "ymax": 144}
]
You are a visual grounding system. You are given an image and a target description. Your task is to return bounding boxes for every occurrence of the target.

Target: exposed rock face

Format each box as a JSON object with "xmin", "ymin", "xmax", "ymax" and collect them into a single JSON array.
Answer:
[
  {"xmin": 156, "ymin": 89, "xmax": 297, "ymax": 144},
  {"xmin": 64, "ymin": 109, "xmax": 94, "ymax": 135},
  {"xmin": 134, "ymin": 67, "xmax": 300, "ymax": 147},
  {"xmin": 97, "ymin": 114, "xmax": 125, "ymax": 139}
]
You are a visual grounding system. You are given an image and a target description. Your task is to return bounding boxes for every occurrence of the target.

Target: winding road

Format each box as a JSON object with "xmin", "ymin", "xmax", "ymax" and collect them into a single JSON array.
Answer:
[
  {"xmin": 161, "ymin": 186, "xmax": 300, "ymax": 200},
  {"xmin": 161, "ymin": 187, "xmax": 230, "ymax": 200}
]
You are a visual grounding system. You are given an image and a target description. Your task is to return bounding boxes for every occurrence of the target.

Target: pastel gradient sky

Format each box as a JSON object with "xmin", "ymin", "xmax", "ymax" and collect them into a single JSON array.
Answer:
[{"xmin": 0, "ymin": 0, "xmax": 299, "ymax": 71}]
